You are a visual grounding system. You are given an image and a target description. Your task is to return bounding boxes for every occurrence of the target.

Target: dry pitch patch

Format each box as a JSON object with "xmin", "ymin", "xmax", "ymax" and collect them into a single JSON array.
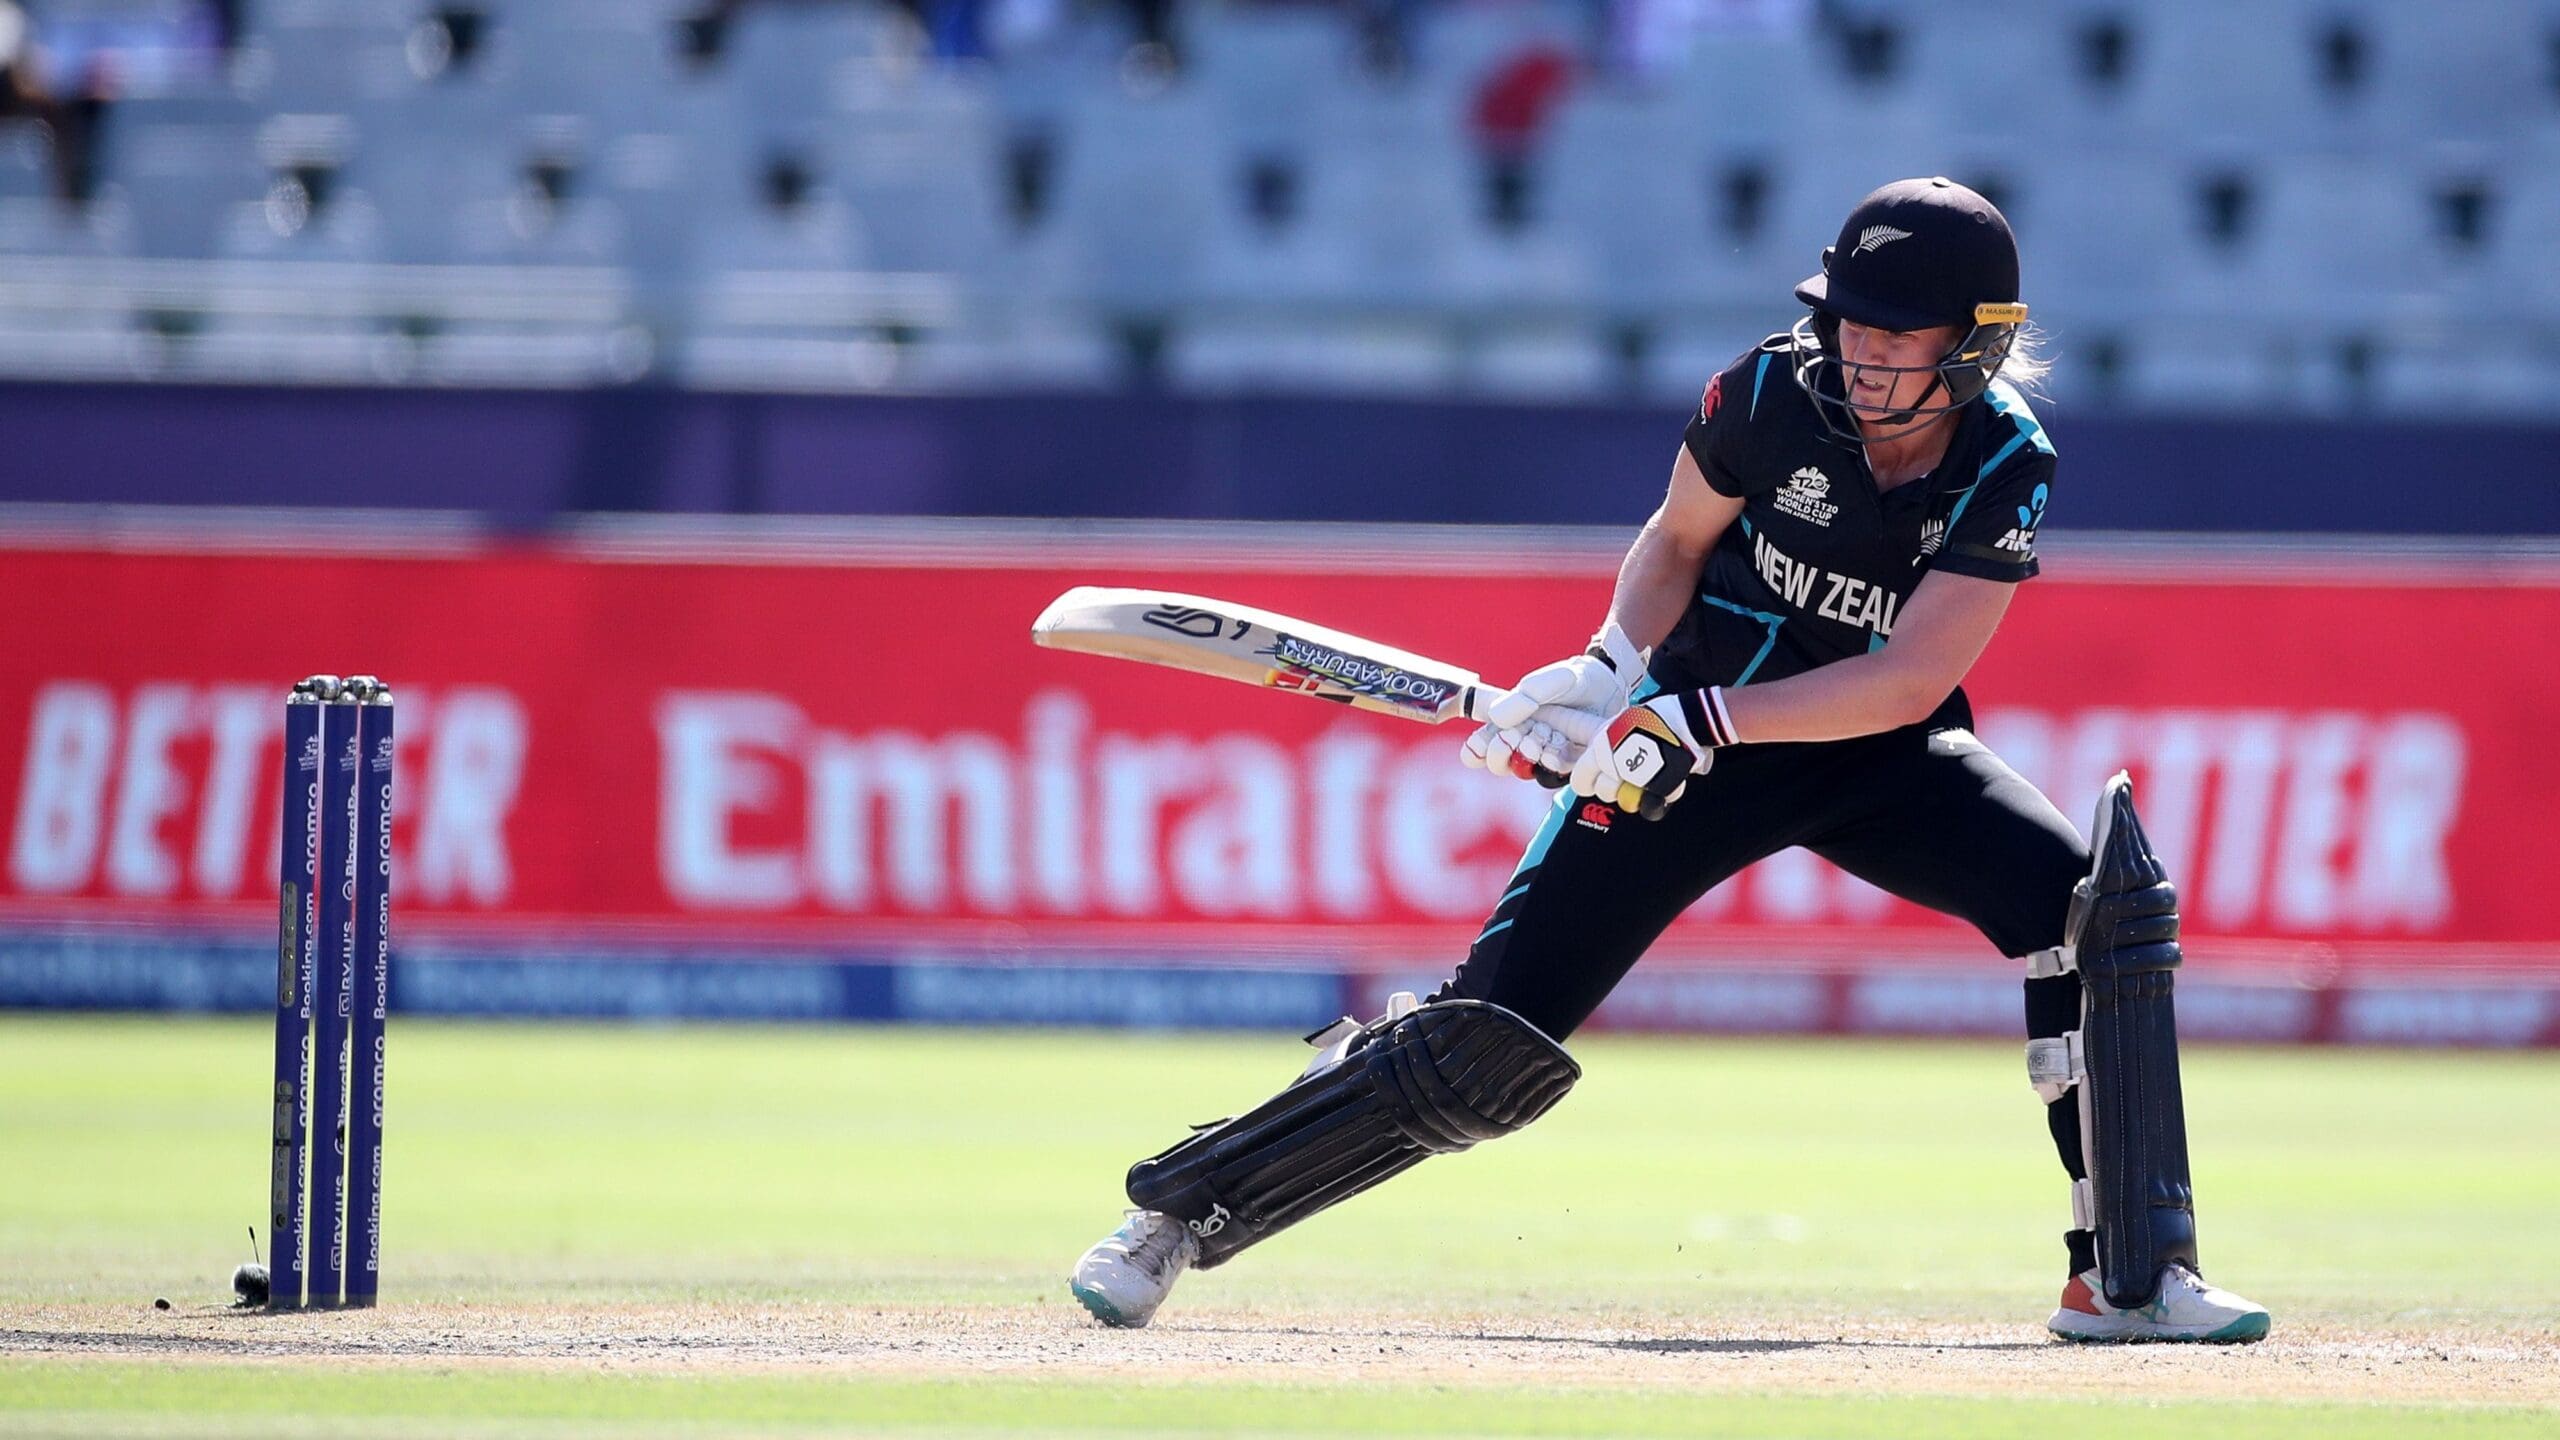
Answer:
[{"xmin": 5, "ymin": 1303, "xmax": 2554, "ymax": 1406}]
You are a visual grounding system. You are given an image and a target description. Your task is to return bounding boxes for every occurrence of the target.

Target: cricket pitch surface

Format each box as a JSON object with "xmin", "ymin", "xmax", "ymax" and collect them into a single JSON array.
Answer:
[{"xmin": 4, "ymin": 1018, "xmax": 2553, "ymax": 1437}]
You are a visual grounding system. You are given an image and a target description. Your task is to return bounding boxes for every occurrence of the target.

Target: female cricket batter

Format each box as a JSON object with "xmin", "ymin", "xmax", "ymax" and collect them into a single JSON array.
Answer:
[{"xmin": 1072, "ymin": 177, "xmax": 2270, "ymax": 1344}]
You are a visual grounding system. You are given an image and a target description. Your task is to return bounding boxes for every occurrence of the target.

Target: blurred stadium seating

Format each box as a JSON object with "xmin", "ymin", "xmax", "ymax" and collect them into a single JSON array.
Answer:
[{"xmin": 0, "ymin": 0, "xmax": 2554, "ymax": 409}]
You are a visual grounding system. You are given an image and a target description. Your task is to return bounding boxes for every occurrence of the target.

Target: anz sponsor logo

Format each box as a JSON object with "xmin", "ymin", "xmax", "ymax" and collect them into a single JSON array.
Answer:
[
  {"xmin": 1772, "ymin": 467, "xmax": 1841, "ymax": 527},
  {"xmin": 1752, "ymin": 530, "xmax": 1901, "ymax": 637},
  {"xmin": 1992, "ymin": 482, "xmax": 2050, "ymax": 558}
]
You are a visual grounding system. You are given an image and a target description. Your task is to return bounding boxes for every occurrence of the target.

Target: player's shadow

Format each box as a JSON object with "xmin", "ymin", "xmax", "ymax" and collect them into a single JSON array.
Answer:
[
  {"xmin": 1183, "ymin": 1323, "xmax": 2048, "ymax": 1355},
  {"xmin": 0, "ymin": 1315, "xmax": 408, "ymax": 1359},
  {"xmin": 1502, "ymin": 1332, "xmax": 1831, "ymax": 1354},
  {"xmin": 1, "ymin": 1327, "xmax": 284, "ymax": 1356},
  {"xmin": 1584, "ymin": 1334, "xmax": 2053, "ymax": 1355}
]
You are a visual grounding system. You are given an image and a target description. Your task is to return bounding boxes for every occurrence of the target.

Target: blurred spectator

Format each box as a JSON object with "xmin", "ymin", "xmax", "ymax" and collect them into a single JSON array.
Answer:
[
  {"xmin": 1471, "ymin": 40, "xmax": 1574, "ymax": 228},
  {"xmin": 0, "ymin": 0, "xmax": 101, "ymax": 205}
]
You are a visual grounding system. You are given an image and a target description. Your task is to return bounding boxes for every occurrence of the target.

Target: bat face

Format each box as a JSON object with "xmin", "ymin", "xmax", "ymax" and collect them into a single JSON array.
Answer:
[
  {"xmin": 1034, "ymin": 587, "xmax": 1491, "ymax": 725},
  {"xmin": 1255, "ymin": 630, "xmax": 1470, "ymax": 716}
]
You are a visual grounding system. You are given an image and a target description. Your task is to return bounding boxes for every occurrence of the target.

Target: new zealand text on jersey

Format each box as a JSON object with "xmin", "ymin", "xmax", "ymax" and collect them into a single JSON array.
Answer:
[{"xmin": 1751, "ymin": 530, "xmax": 1901, "ymax": 638}]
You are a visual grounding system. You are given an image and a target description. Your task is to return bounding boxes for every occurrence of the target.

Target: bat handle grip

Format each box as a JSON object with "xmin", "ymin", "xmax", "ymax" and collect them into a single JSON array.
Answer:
[{"xmin": 1462, "ymin": 685, "xmax": 1516, "ymax": 725}]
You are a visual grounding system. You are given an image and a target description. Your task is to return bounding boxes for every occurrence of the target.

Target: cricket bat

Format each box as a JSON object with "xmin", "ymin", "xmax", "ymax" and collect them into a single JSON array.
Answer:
[{"xmin": 1030, "ymin": 586, "xmax": 1516, "ymax": 727}]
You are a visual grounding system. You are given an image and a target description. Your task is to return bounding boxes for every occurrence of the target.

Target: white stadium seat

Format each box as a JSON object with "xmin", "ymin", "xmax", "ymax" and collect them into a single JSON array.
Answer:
[{"xmin": 1, "ymin": 0, "xmax": 2553, "ymax": 413}]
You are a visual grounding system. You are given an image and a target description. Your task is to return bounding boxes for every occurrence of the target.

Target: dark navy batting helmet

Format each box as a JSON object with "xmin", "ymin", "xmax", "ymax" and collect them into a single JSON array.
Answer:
[{"xmin": 1790, "ymin": 176, "xmax": 2028, "ymax": 442}]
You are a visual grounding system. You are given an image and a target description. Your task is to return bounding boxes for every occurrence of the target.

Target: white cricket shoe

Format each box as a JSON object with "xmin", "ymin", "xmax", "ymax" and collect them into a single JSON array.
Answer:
[
  {"xmin": 2047, "ymin": 1262, "xmax": 2271, "ymax": 1343},
  {"xmin": 1070, "ymin": 1209, "xmax": 1198, "ymax": 1328}
]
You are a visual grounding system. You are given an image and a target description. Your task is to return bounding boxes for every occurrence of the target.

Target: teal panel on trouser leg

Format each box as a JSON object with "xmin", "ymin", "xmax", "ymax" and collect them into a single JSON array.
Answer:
[
  {"xmin": 1502, "ymin": 672, "xmax": 1662, "ymax": 887},
  {"xmin": 1508, "ymin": 790, "xmax": 1573, "ymax": 880}
]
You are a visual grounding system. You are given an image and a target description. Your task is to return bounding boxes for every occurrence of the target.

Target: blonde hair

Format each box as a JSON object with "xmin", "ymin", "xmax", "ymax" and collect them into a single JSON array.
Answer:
[{"xmin": 1996, "ymin": 322, "xmax": 2053, "ymax": 398}]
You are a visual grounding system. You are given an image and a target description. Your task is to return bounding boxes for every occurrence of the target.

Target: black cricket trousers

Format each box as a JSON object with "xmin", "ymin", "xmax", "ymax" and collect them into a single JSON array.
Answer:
[{"xmin": 1432, "ymin": 690, "xmax": 2104, "ymax": 1274}]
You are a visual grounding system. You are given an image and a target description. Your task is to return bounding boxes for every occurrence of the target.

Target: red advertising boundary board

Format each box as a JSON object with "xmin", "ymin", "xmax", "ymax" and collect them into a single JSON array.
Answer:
[{"xmin": 4, "ymin": 524, "xmax": 2559, "ymax": 989}]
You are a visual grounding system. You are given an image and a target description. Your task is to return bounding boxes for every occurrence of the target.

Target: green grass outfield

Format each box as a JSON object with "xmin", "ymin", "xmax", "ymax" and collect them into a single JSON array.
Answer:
[
  {"xmin": 1, "ymin": 1364, "xmax": 2548, "ymax": 1440},
  {"xmin": 2, "ymin": 1015, "xmax": 2555, "ymax": 1437}
]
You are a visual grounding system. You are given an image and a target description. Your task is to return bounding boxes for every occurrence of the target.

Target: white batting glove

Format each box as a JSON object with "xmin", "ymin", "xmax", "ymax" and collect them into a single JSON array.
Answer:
[
  {"xmin": 1569, "ymin": 689, "xmax": 1737, "ymax": 820},
  {"xmin": 1461, "ymin": 621, "xmax": 1646, "ymax": 784},
  {"xmin": 1484, "ymin": 619, "xmax": 1647, "ymax": 730},
  {"xmin": 1459, "ymin": 708, "xmax": 1604, "ymax": 784}
]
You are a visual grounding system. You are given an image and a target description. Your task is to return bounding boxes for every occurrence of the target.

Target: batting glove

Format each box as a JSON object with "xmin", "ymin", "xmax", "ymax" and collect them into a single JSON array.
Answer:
[
  {"xmin": 1461, "ymin": 621, "xmax": 1646, "ymax": 785},
  {"xmin": 1459, "ymin": 709, "xmax": 1602, "ymax": 786},
  {"xmin": 1569, "ymin": 687, "xmax": 1740, "ymax": 820}
]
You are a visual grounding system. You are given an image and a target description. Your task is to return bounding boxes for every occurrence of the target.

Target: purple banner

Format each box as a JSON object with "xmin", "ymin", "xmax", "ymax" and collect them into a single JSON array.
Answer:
[{"xmin": 4, "ymin": 379, "xmax": 2557, "ymax": 534}]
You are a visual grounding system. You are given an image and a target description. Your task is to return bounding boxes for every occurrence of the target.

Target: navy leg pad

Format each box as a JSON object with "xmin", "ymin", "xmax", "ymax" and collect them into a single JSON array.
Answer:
[
  {"xmin": 1126, "ymin": 999, "xmax": 1578, "ymax": 1268},
  {"xmin": 2071, "ymin": 773, "xmax": 2200, "ymax": 1309}
]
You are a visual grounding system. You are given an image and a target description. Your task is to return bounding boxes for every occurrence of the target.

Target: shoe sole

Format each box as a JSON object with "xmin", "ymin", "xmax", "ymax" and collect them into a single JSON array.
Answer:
[
  {"xmin": 2048, "ymin": 1311, "xmax": 2271, "ymax": 1344},
  {"xmin": 1070, "ymin": 1280, "xmax": 1145, "ymax": 1329},
  {"xmin": 2203, "ymin": 1311, "xmax": 2272, "ymax": 1343}
]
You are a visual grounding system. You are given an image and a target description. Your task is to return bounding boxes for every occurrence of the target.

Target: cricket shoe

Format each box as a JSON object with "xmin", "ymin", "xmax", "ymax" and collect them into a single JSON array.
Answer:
[
  {"xmin": 2047, "ymin": 1263, "xmax": 2271, "ymax": 1343},
  {"xmin": 1070, "ymin": 1209, "xmax": 1197, "ymax": 1328}
]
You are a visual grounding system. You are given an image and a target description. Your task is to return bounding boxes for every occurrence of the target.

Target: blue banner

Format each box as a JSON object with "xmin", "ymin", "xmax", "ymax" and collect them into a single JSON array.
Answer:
[
  {"xmin": 5, "ymin": 381, "xmax": 2555, "ymax": 535},
  {"xmin": 0, "ymin": 928, "xmax": 1344, "ymax": 1031}
]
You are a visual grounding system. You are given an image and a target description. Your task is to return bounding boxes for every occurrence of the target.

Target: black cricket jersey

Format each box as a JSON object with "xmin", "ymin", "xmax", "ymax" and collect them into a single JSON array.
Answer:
[{"xmin": 1662, "ymin": 331, "xmax": 2056, "ymax": 694}]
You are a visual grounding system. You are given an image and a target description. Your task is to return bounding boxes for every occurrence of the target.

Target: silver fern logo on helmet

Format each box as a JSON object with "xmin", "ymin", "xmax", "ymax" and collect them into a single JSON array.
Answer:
[{"xmin": 1854, "ymin": 225, "xmax": 1914, "ymax": 255}]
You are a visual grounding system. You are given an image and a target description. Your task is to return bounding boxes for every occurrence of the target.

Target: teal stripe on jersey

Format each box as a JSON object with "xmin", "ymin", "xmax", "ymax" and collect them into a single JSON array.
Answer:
[
  {"xmin": 1979, "ymin": 382, "xmax": 2055, "ymax": 479},
  {"xmin": 1701, "ymin": 594, "xmax": 1786, "ymax": 685},
  {"xmin": 1978, "ymin": 432, "xmax": 2031, "ymax": 479}
]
